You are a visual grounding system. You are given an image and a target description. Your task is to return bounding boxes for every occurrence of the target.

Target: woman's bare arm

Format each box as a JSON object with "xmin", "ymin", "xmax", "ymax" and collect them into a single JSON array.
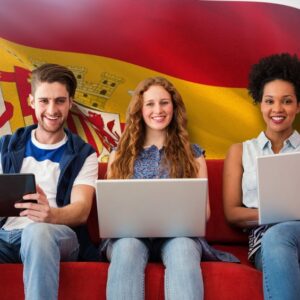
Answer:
[{"xmin": 223, "ymin": 143, "xmax": 258, "ymax": 228}]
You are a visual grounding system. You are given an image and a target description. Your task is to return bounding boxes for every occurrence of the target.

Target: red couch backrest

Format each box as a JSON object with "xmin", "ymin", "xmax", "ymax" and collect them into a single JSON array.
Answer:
[
  {"xmin": 87, "ymin": 160, "xmax": 248, "ymax": 245},
  {"xmin": 205, "ymin": 160, "xmax": 248, "ymax": 244}
]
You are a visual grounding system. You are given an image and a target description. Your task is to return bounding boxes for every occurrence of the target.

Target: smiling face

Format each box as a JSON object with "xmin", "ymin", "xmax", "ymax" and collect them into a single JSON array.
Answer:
[
  {"xmin": 30, "ymin": 81, "xmax": 73, "ymax": 143},
  {"xmin": 260, "ymin": 79, "xmax": 300, "ymax": 139},
  {"xmin": 142, "ymin": 85, "xmax": 174, "ymax": 134}
]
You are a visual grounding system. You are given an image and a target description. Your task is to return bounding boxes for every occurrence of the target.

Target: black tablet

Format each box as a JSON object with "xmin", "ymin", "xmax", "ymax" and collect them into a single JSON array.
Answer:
[{"xmin": 0, "ymin": 173, "xmax": 37, "ymax": 216}]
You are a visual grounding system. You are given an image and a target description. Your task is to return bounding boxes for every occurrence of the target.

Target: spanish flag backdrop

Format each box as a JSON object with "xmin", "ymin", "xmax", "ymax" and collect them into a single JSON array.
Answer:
[{"xmin": 0, "ymin": 0, "xmax": 300, "ymax": 160}]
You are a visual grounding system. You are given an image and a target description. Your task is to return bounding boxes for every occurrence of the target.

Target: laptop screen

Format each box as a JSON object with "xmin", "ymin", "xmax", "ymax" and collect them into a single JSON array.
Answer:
[
  {"xmin": 257, "ymin": 152, "xmax": 300, "ymax": 225},
  {"xmin": 96, "ymin": 178, "xmax": 208, "ymax": 238}
]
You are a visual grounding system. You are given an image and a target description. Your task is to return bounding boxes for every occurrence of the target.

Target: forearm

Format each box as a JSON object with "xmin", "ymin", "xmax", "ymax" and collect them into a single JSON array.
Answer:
[
  {"xmin": 50, "ymin": 184, "xmax": 95, "ymax": 226},
  {"xmin": 50, "ymin": 201, "xmax": 91, "ymax": 227},
  {"xmin": 225, "ymin": 206, "xmax": 259, "ymax": 228}
]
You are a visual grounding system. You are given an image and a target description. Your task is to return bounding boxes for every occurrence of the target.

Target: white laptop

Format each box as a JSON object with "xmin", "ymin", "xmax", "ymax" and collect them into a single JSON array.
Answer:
[
  {"xmin": 95, "ymin": 178, "xmax": 208, "ymax": 238},
  {"xmin": 257, "ymin": 152, "xmax": 300, "ymax": 225}
]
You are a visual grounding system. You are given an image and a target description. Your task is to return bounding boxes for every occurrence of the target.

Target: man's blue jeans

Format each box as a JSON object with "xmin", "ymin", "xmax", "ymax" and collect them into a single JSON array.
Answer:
[
  {"xmin": 254, "ymin": 221, "xmax": 300, "ymax": 300},
  {"xmin": 106, "ymin": 237, "xmax": 203, "ymax": 300},
  {"xmin": 0, "ymin": 223, "xmax": 79, "ymax": 300}
]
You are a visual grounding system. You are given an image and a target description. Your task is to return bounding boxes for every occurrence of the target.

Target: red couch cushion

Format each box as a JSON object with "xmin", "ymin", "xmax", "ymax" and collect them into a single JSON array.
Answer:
[{"xmin": 0, "ymin": 261, "xmax": 262, "ymax": 300}]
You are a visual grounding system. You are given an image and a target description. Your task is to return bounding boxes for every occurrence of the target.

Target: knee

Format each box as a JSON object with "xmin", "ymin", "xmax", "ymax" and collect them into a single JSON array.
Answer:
[
  {"xmin": 112, "ymin": 238, "xmax": 148, "ymax": 256},
  {"xmin": 162, "ymin": 237, "xmax": 201, "ymax": 265},
  {"xmin": 110, "ymin": 238, "xmax": 149, "ymax": 265},
  {"xmin": 21, "ymin": 223, "xmax": 55, "ymax": 250},
  {"xmin": 262, "ymin": 222, "xmax": 298, "ymax": 255},
  {"xmin": 163, "ymin": 237, "xmax": 199, "ymax": 255}
]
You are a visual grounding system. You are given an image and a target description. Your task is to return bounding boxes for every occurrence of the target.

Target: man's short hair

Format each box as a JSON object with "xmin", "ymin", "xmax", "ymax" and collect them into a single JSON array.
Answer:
[{"xmin": 31, "ymin": 63, "xmax": 77, "ymax": 98}]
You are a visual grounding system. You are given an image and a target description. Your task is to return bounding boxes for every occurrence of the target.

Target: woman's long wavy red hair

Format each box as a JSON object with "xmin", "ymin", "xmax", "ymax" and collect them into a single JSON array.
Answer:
[{"xmin": 109, "ymin": 77, "xmax": 200, "ymax": 179}]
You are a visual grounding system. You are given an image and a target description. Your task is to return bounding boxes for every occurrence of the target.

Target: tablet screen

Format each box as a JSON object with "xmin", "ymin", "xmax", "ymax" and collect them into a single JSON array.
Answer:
[{"xmin": 0, "ymin": 173, "xmax": 36, "ymax": 216}]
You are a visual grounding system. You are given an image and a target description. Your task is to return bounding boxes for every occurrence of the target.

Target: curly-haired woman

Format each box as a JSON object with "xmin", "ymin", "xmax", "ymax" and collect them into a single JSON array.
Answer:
[
  {"xmin": 101, "ymin": 76, "xmax": 238, "ymax": 300},
  {"xmin": 223, "ymin": 53, "xmax": 300, "ymax": 300}
]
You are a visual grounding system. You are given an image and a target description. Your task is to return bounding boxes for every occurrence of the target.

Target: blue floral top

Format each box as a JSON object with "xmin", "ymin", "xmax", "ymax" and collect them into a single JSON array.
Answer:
[{"xmin": 133, "ymin": 144, "xmax": 204, "ymax": 179}]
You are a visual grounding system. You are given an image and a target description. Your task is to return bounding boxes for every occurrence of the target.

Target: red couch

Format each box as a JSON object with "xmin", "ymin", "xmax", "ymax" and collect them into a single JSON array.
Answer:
[{"xmin": 0, "ymin": 160, "xmax": 263, "ymax": 299}]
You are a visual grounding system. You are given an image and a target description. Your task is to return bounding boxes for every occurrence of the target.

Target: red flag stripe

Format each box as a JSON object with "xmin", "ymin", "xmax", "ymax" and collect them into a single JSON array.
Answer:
[{"xmin": 0, "ymin": 0, "xmax": 300, "ymax": 87}]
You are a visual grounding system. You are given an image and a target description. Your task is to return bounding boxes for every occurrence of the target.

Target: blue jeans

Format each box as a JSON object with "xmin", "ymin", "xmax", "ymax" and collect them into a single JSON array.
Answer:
[
  {"xmin": 106, "ymin": 237, "xmax": 203, "ymax": 300},
  {"xmin": 254, "ymin": 221, "xmax": 300, "ymax": 300},
  {"xmin": 0, "ymin": 223, "xmax": 79, "ymax": 300}
]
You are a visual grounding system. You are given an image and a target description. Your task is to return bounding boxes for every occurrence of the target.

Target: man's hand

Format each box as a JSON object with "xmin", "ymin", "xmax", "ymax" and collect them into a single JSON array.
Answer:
[{"xmin": 15, "ymin": 185, "xmax": 55, "ymax": 223}]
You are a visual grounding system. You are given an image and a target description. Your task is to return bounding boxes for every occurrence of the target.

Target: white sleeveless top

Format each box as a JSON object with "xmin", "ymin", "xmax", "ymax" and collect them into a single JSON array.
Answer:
[
  {"xmin": 242, "ymin": 130, "xmax": 300, "ymax": 261},
  {"xmin": 242, "ymin": 130, "xmax": 300, "ymax": 208}
]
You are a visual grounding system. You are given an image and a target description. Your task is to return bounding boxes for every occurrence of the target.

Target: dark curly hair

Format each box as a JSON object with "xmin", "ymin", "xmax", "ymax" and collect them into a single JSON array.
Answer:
[{"xmin": 248, "ymin": 53, "xmax": 300, "ymax": 103}]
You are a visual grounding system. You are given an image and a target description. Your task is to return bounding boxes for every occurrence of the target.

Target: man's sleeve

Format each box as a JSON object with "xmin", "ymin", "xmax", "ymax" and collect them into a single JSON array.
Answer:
[{"xmin": 73, "ymin": 152, "xmax": 98, "ymax": 188}]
